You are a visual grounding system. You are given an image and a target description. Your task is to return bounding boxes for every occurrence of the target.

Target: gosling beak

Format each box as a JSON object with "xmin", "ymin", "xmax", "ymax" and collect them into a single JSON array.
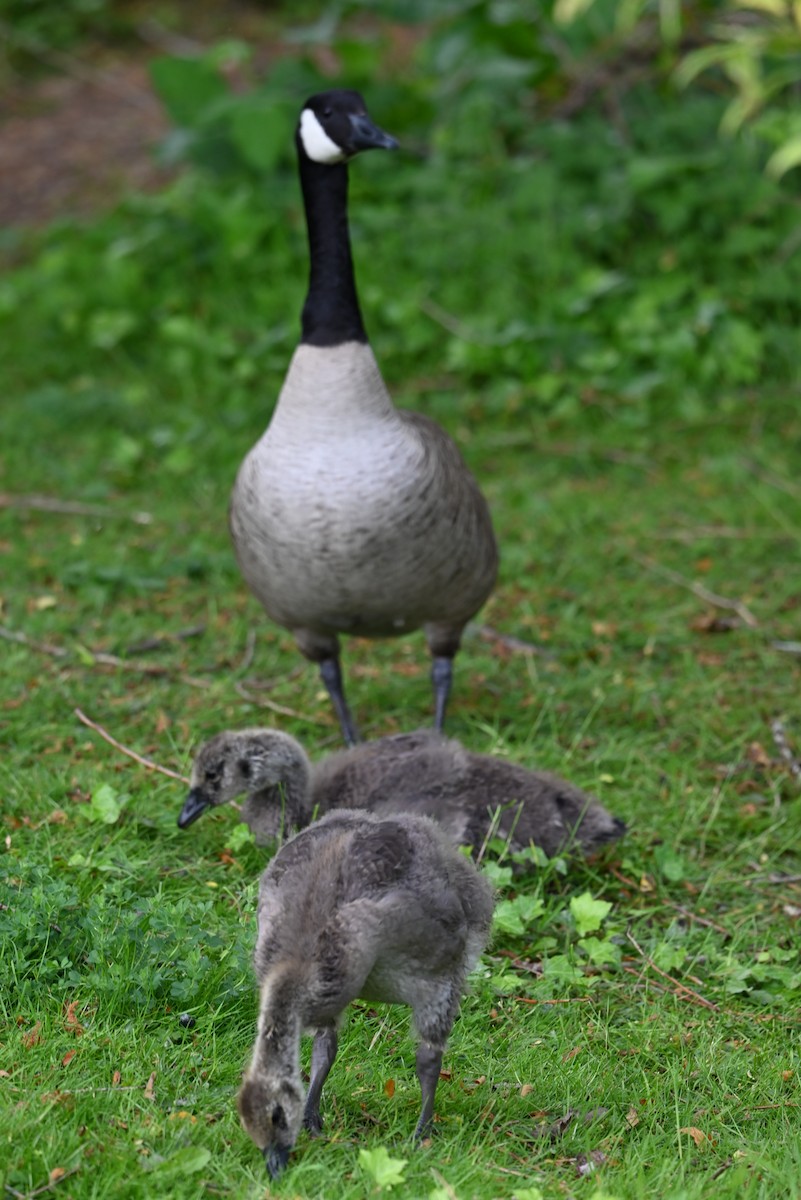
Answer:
[
  {"xmin": 264, "ymin": 1144, "xmax": 291, "ymax": 1179},
  {"xmin": 347, "ymin": 112, "xmax": 398, "ymax": 154},
  {"xmin": 177, "ymin": 788, "xmax": 211, "ymax": 829}
]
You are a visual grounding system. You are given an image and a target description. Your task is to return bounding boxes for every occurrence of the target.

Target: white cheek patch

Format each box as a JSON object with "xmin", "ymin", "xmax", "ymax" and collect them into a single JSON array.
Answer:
[{"xmin": 299, "ymin": 109, "xmax": 346, "ymax": 164}]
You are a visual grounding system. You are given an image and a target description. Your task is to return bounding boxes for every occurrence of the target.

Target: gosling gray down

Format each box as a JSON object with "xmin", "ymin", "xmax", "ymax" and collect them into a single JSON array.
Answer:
[
  {"xmin": 229, "ymin": 89, "xmax": 498, "ymax": 747},
  {"xmin": 178, "ymin": 727, "xmax": 625, "ymax": 858},
  {"xmin": 237, "ymin": 808, "xmax": 494, "ymax": 1177}
]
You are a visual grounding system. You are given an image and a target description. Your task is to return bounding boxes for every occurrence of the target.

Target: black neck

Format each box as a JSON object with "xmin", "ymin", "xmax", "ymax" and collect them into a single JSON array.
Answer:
[{"xmin": 297, "ymin": 145, "xmax": 368, "ymax": 347}]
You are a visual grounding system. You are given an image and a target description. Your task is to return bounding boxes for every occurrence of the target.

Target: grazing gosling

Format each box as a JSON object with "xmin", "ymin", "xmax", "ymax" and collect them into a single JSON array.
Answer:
[
  {"xmin": 237, "ymin": 808, "xmax": 494, "ymax": 1176},
  {"xmin": 178, "ymin": 727, "xmax": 626, "ymax": 858}
]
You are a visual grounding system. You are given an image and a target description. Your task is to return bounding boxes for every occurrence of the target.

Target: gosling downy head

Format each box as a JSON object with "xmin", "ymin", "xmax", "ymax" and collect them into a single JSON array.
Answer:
[
  {"xmin": 238, "ymin": 1071, "xmax": 304, "ymax": 1180},
  {"xmin": 177, "ymin": 728, "xmax": 311, "ymax": 832}
]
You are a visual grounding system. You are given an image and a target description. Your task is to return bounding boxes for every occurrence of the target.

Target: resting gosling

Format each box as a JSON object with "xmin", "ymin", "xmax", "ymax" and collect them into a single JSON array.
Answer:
[
  {"xmin": 229, "ymin": 90, "xmax": 498, "ymax": 747},
  {"xmin": 237, "ymin": 808, "xmax": 494, "ymax": 1176},
  {"xmin": 178, "ymin": 727, "xmax": 626, "ymax": 858}
]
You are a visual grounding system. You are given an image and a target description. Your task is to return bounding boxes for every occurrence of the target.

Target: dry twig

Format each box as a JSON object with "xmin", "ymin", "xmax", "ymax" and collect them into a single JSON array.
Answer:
[
  {"xmin": 770, "ymin": 717, "xmax": 801, "ymax": 781},
  {"xmin": 473, "ymin": 624, "xmax": 555, "ymax": 657},
  {"xmin": 0, "ymin": 625, "xmax": 67, "ymax": 658},
  {"xmin": 74, "ymin": 708, "xmax": 189, "ymax": 784},
  {"xmin": 5, "ymin": 1167, "xmax": 81, "ymax": 1200},
  {"xmin": 0, "ymin": 492, "xmax": 152, "ymax": 524},
  {"xmin": 635, "ymin": 556, "xmax": 758, "ymax": 628},
  {"xmin": 625, "ymin": 930, "xmax": 718, "ymax": 1011}
]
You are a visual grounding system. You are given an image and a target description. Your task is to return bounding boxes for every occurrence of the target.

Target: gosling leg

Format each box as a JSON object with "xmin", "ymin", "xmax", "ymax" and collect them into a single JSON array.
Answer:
[
  {"xmin": 319, "ymin": 657, "xmax": 360, "ymax": 747},
  {"xmin": 413, "ymin": 1041, "xmax": 444, "ymax": 1140},
  {"xmin": 303, "ymin": 1026, "xmax": 338, "ymax": 1136},
  {"xmin": 431, "ymin": 656, "xmax": 453, "ymax": 733}
]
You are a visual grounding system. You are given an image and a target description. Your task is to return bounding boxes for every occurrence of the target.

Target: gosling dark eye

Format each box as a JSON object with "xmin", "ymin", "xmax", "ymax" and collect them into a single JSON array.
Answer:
[
  {"xmin": 271, "ymin": 1104, "xmax": 287, "ymax": 1130},
  {"xmin": 238, "ymin": 758, "xmax": 252, "ymax": 779}
]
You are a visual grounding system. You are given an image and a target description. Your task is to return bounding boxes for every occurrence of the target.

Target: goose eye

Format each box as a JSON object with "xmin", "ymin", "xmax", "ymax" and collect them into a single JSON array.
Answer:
[{"xmin": 323, "ymin": 106, "xmax": 333, "ymax": 118}]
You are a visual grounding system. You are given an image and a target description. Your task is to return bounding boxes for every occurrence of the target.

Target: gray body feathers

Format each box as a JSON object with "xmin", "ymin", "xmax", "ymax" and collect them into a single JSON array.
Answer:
[
  {"xmin": 230, "ymin": 343, "xmax": 497, "ymax": 661},
  {"xmin": 179, "ymin": 727, "xmax": 625, "ymax": 859}
]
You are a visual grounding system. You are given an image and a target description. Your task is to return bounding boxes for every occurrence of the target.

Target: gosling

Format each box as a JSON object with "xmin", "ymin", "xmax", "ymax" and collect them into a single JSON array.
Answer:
[
  {"xmin": 178, "ymin": 727, "xmax": 626, "ymax": 858},
  {"xmin": 237, "ymin": 808, "xmax": 494, "ymax": 1176}
]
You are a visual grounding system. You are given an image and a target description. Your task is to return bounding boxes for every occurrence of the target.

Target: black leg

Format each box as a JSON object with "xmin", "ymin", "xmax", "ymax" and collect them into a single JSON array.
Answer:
[
  {"xmin": 319, "ymin": 658, "xmax": 360, "ymax": 746},
  {"xmin": 430, "ymin": 656, "xmax": 453, "ymax": 733},
  {"xmin": 303, "ymin": 1027, "xmax": 338, "ymax": 1136},
  {"xmin": 413, "ymin": 1041, "xmax": 444, "ymax": 1140}
]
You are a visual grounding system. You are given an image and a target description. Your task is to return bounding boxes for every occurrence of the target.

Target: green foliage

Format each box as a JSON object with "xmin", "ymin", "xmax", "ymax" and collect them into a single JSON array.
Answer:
[
  {"xmin": 359, "ymin": 1146, "xmax": 409, "ymax": 1189},
  {"xmin": 83, "ymin": 782, "xmax": 126, "ymax": 824},
  {"xmin": 1, "ymin": 0, "xmax": 125, "ymax": 63},
  {"xmin": 569, "ymin": 891, "xmax": 613, "ymax": 935},
  {"xmin": 677, "ymin": 0, "xmax": 801, "ymax": 177}
]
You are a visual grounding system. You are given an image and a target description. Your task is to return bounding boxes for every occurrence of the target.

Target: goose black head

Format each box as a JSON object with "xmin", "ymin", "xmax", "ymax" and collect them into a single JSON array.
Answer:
[{"xmin": 297, "ymin": 89, "xmax": 398, "ymax": 164}]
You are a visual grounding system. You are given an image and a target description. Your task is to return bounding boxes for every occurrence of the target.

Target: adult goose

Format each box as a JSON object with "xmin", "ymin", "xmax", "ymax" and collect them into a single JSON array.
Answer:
[
  {"xmin": 178, "ymin": 727, "xmax": 626, "ymax": 860},
  {"xmin": 237, "ymin": 808, "xmax": 494, "ymax": 1176},
  {"xmin": 229, "ymin": 90, "xmax": 498, "ymax": 746}
]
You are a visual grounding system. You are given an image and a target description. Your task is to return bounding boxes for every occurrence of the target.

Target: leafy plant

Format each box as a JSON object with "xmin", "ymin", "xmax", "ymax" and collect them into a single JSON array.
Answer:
[
  {"xmin": 359, "ymin": 1147, "xmax": 409, "ymax": 1190},
  {"xmin": 677, "ymin": 0, "xmax": 801, "ymax": 177}
]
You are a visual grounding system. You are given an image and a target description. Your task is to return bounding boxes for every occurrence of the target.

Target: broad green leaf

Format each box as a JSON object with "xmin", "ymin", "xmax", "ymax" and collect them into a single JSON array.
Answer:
[
  {"xmin": 570, "ymin": 892, "xmax": 612, "ymax": 936},
  {"xmin": 766, "ymin": 134, "xmax": 801, "ymax": 178},
  {"xmin": 654, "ymin": 844, "xmax": 686, "ymax": 882},
  {"xmin": 150, "ymin": 1145, "xmax": 212, "ymax": 1175},
  {"xmin": 230, "ymin": 97, "xmax": 295, "ymax": 172},
  {"xmin": 150, "ymin": 56, "xmax": 228, "ymax": 127},
  {"xmin": 87, "ymin": 784, "xmax": 124, "ymax": 825},
  {"xmin": 359, "ymin": 1146, "xmax": 408, "ymax": 1189}
]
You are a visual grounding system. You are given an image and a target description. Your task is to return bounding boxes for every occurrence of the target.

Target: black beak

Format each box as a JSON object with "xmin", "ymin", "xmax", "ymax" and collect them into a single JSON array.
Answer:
[
  {"xmin": 177, "ymin": 788, "xmax": 211, "ymax": 829},
  {"xmin": 264, "ymin": 1144, "xmax": 291, "ymax": 1179},
  {"xmin": 347, "ymin": 112, "xmax": 398, "ymax": 154}
]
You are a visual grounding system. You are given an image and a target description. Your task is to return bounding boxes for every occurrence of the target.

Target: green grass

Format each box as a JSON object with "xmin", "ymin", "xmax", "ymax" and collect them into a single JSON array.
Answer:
[{"xmin": 2, "ymin": 30, "xmax": 801, "ymax": 1199}]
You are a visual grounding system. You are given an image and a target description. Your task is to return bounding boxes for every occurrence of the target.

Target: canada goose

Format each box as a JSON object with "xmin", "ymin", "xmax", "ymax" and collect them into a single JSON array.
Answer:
[
  {"xmin": 178, "ymin": 727, "xmax": 626, "ymax": 858},
  {"xmin": 237, "ymin": 808, "xmax": 494, "ymax": 1176},
  {"xmin": 229, "ymin": 90, "xmax": 498, "ymax": 746}
]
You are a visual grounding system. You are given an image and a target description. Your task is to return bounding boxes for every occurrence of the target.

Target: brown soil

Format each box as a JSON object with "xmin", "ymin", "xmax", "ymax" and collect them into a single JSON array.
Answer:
[{"xmin": 0, "ymin": 55, "xmax": 174, "ymax": 227}]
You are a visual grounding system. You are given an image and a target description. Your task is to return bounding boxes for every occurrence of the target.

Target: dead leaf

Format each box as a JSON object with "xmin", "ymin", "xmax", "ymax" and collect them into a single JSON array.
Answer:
[
  {"xmin": 690, "ymin": 612, "xmax": 738, "ymax": 634},
  {"xmin": 591, "ymin": 620, "xmax": 617, "ymax": 638},
  {"xmin": 562, "ymin": 1046, "xmax": 582, "ymax": 1063},
  {"xmin": 63, "ymin": 1001, "xmax": 84, "ymax": 1036},
  {"xmin": 49, "ymin": 1167, "xmax": 67, "ymax": 1184},
  {"xmin": 746, "ymin": 742, "xmax": 771, "ymax": 767},
  {"xmin": 112, "ymin": 1070, "xmax": 122, "ymax": 1086},
  {"xmin": 782, "ymin": 905, "xmax": 801, "ymax": 919},
  {"xmin": 22, "ymin": 1021, "xmax": 41, "ymax": 1049},
  {"xmin": 143, "ymin": 1071, "xmax": 156, "ymax": 1100},
  {"xmin": 626, "ymin": 1106, "xmax": 640, "ymax": 1128},
  {"xmin": 155, "ymin": 710, "xmax": 170, "ymax": 734},
  {"xmin": 782, "ymin": 1070, "xmax": 794, "ymax": 1081},
  {"xmin": 680, "ymin": 1126, "xmax": 708, "ymax": 1148},
  {"xmin": 520, "ymin": 1083, "xmax": 535, "ymax": 1098},
  {"xmin": 384, "ymin": 1079, "xmax": 395, "ymax": 1098},
  {"xmin": 218, "ymin": 850, "xmax": 239, "ymax": 867},
  {"xmin": 168, "ymin": 1110, "xmax": 197, "ymax": 1122},
  {"xmin": 0, "ymin": 1070, "xmax": 11, "ymax": 1078},
  {"xmin": 61, "ymin": 1050, "xmax": 77, "ymax": 1067}
]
